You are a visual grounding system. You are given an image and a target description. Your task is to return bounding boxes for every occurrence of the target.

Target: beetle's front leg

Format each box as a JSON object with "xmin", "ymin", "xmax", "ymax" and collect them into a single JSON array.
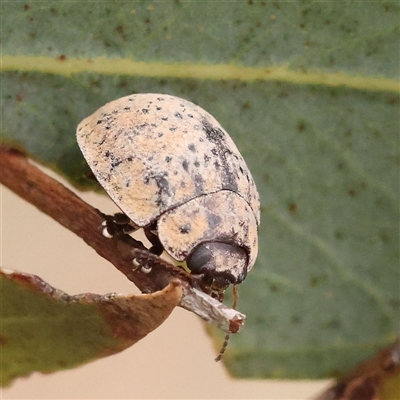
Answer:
[
  {"xmin": 101, "ymin": 212, "xmax": 138, "ymax": 238},
  {"xmin": 143, "ymin": 221, "xmax": 164, "ymax": 256}
]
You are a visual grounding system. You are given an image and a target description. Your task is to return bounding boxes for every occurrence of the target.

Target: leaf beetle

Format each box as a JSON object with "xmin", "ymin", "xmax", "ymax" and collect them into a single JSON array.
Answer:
[{"xmin": 76, "ymin": 93, "xmax": 260, "ymax": 298}]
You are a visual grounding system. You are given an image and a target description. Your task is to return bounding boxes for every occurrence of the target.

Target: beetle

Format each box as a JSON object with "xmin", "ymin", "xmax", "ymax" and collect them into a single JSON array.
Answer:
[{"xmin": 76, "ymin": 93, "xmax": 260, "ymax": 297}]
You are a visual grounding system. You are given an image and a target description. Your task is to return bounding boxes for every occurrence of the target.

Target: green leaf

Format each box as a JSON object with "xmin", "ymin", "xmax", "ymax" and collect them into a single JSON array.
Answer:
[
  {"xmin": 0, "ymin": 269, "xmax": 182, "ymax": 387},
  {"xmin": 1, "ymin": 1, "xmax": 399, "ymax": 379}
]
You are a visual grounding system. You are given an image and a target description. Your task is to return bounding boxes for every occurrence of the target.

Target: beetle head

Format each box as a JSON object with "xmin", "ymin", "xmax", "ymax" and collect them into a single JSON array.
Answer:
[{"xmin": 186, "ymin": 242, "xmax": 248, "ymax": 295}]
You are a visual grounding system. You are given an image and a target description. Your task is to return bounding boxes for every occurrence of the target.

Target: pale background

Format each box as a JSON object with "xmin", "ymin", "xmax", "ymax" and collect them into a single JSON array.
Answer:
[{"xmin": 1, "ymin": 167, "xmax": 331, "ymax": 399}]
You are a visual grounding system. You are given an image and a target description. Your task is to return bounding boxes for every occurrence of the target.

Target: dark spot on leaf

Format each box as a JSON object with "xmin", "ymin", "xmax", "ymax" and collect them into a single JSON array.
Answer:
[
  {"xmin": 348, "ymin": 188, "xmax": 356, "ymax": 197},
  {"xmin": 115, "ymin": 25, "xmax": 127, "ymax": 40},
  {"xmin": 387, "ymin": 96, "xmax": 399, "ymax": 105},
  {"xmin": 117, "ymin": 81, "xmax": 128, "ymax": 89},
  {"xmin": 15, "ymin": 93, "xmax": 23, "ymax": 102},
  {"xmin": 380, "ymin": 233, "xmax": 390, "ymax": 243},
  {"xmin": 334, "ymin": 231, "xmax": 343, "ymax": 239},
  {"xmin": 297, "ymin": 121, "xmax": 306, "ymax": 132},
  {"xmin": 291, "ymin": 315, "xmax": 300, "ymax": 324},
  {"xmin": 288, "ymin": 202, "xmax": 297, "ymax": 212},
  {"xmin": 241, "ymin": 102, "xmax": 250, "ymax": 110},
  {"xmin": 57, "ymin": 54, "xmax": 66, "ymax": 61},
  {"xmin": 326, "ymin": 318, "xmax": 341, "ymax": 329},
  {"xmin": 309, "ymin": 275, "xmax": 326, "ymax": 287},
  {"xmin": 23, "ymin": 4, "xmax": 29, "ymax": 10}
]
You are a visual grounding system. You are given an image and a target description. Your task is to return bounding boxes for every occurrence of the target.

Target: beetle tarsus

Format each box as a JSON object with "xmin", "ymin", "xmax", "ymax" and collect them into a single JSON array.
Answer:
[{"xmin": 101, "ymin": 212, "xmax": 138, "ymax": 238}]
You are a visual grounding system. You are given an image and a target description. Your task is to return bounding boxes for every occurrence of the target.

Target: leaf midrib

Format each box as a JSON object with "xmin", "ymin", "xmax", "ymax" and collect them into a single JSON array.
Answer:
[{"xmin": 2, "ymin": 55, "xmax": 399, "ymax": 93}]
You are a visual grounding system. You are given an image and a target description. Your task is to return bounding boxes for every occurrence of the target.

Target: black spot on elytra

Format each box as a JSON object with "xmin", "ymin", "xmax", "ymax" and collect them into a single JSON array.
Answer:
[
  {"xmin": 143, "ymin": 172, "xmax": 172, "ymax": 206},
  {"xmin": 202, "ymin": 119, "xmax": 225, "ymax": 142},
  {"xmin": 154, "ymin": 174, "xmax": 171, "ymax": 206},
  {"xmin": 111, "ymin": 158, "xmax": 123, "ymax": 168},
  {"xmin": 193, "ymin": 173, "xmax": 204, "ymax": 194},
  {"xmin": 174, "ymin": 112, "xmax": 183, "ymax": 119},
  {"xmin": 188, "ymin": 144, "xmax": 196, "ymax": 152},
  {"xmin": 142, "ymin": 108, "xmax": 149, "ymax": 114},
  {"xmin": 96, "ymin": 135, "xmax": 107, "ymax": 145},
  {"xmin": 182, "ymin": 160, "xmax": 189, "ymax": 171},
  {"xmin": 194, "ymin": 161, "xmax": 200, "ymax": 168},
  {"xmin": 207, "ymin": 213, "xmax": 222, "ymax": 229},
  {"xmin": 165, "ymin": 156, "xmax": 172, "ymax": 163},
  {"xmin": 202, "ymin": 119, "xmax": 240, "ymax": 193},
  {"xmin": 179, "ymin": 223, "xmax": 191, "ymax": 234}
]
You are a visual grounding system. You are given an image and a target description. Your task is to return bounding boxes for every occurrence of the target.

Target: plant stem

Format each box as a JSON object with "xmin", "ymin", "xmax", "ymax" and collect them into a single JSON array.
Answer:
[{"xmin": 0, "ymin": 145, "xmax": 245, "ymax": 333}]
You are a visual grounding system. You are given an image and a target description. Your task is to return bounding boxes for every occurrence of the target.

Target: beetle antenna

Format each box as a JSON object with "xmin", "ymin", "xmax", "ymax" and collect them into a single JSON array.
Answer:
[{"xmin": 215, "ymin": 285, "xmax": 238, "ymax": 362}]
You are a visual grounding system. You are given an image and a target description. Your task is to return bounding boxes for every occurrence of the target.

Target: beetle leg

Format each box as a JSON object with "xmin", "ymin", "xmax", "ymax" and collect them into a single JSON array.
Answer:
[
  {"xmin": 144, "ymin": 222, "xmax": 164, "ymax": 256},
  {"xmin": 101, "ymin": 212, "xmax": 138, "ymax": 238}
]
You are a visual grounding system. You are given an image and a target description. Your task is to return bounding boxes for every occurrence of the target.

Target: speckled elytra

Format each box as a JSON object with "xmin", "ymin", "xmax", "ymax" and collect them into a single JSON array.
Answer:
[{"xmin": 77, "ymin": 93, "xmax": 260, "ymax": 297}]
